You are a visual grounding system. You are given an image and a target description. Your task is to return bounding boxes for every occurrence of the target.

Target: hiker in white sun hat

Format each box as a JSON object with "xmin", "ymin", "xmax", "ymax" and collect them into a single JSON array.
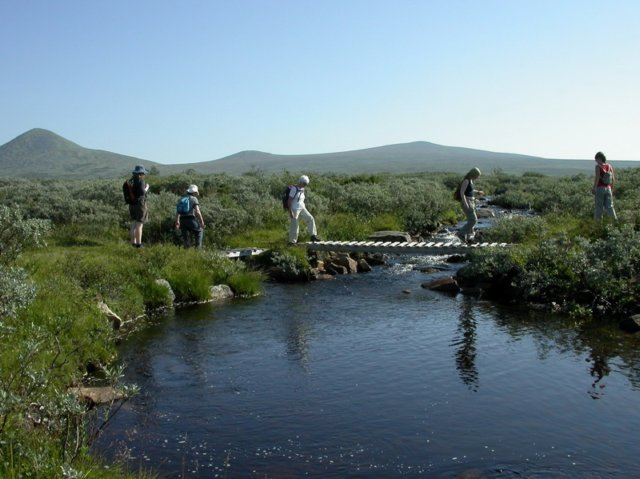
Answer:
[
  {"xmin": 175, "ymin": 184, "xmax": 205, "ymax": 248},
  {"xmin": 286, "ymin": 175, "xmax": 320, "ymax": 245}
]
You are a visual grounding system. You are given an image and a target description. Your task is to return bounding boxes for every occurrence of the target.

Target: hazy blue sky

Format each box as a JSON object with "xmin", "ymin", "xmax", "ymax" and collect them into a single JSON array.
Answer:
[{"xmin": 2, "ymin": 0, "xmax": 638, "ymax": 164}]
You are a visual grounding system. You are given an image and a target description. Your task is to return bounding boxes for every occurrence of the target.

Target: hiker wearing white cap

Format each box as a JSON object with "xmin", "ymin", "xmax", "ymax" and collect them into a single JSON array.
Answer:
[
  {"xmin": 175, "ymin": 184, "xmax": 205, "ymax": 248},
  {"xmin": 287, "ymin": 175, "xmax": 320, "ymax": 244},
  {"xmin": 128, "ymin": 165, "xmax": 150, "ymax": 248},
  {"xmin": 456, "ymin": 167, "xmax": 484, "ymax": 243}
]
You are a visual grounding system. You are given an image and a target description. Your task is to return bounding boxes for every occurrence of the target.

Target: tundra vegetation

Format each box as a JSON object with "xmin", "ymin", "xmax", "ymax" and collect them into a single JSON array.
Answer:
[{"xmin": 1, "ymin": 167, "xmax": 640, "ymax": 477}]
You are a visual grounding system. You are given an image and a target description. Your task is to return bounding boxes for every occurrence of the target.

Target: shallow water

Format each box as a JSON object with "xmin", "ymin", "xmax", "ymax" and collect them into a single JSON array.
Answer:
[{"xmin": 94, "ymin": 253, "xmax": 640, "ymax": 478}]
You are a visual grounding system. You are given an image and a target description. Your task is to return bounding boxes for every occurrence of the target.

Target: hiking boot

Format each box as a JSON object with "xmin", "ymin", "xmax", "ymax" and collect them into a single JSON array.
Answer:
[{"xmin": 310, "ymin": 235, "xmax": 321, "ymax": 242}]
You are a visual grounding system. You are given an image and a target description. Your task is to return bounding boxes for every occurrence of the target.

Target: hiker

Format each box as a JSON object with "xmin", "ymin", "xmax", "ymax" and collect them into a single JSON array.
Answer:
[
  {"xmin": 456, "ymin": 167, "xmax": 485, "ymax": 243},
  {"xmin": 128, "ymin": 165, "xmax": 150, "ymax": 248},
  {"xmin": 592, "ymin": 151, "xmax": 617, "ymax": 221},
  {"xmin": 175, "ymin": 184, "xmax": 205, "ymax": 248},
  {"xmin": 287, "ymin": 175, "xmax": 320, "ymax": 245}
]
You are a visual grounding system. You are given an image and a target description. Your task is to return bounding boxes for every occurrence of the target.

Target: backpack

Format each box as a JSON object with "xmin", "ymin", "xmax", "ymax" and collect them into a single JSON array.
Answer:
[
  {"xmin": 122, "ymin": 179, "xmax": 136, "ymax": 204},
  {"xmin": 601, "ymin": 166, "xmax": 613, "ymax": 185},
  {"xmin": 282, "ymin": 185, "xmax": 300, "ymax": 209},
  {"xmin": 176, "ymin": 195, "xmax": 191, "ymax": 215},
  {"xmin": 453, "ymin": 180, "xmax": 464, "ymax": 201}
]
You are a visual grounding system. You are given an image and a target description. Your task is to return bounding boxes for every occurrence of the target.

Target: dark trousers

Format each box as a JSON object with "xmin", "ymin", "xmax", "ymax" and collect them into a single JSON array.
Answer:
[{"xmin": 179, "ymin": 216, "xmax": 204, "ymax": 248}]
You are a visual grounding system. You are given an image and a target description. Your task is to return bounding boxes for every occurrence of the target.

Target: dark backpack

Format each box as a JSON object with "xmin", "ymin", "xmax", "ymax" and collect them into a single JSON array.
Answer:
[
  {"xmin": 453, "ymin": 181, "xmax": 462, "ymax": 201},
  {"xmin": 282, "ymin": 185, "xmax": 300, "ymax": 209},
  {"xmin": 176, "ymin": 195, "xmax": 191, "ymax": 215},
  {"xmin": 122, "ymin": 179, "xmax": 136, "ymax": 204},
  {"xmin": 601, "ymin": 166, "xmax": 613, "ymax": 185}
]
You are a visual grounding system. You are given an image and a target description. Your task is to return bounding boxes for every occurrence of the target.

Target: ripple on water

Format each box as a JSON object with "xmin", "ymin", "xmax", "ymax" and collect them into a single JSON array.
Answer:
[{"xmin": 93, "ymin": 264, "xmax": 640, "ymax": 479}]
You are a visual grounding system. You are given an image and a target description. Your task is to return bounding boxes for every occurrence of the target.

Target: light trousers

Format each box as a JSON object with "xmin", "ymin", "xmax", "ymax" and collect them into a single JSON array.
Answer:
[
  {"xmin": 289, "ymin": 207, "xmax": 317, "ymax": 243},
  {"xmin": 594, "ymin": 187, "xmax": 617, "ymax": 220},
  {"xmin": 459, "ymin": 199, "xmax": 477, "ymax": 238}
]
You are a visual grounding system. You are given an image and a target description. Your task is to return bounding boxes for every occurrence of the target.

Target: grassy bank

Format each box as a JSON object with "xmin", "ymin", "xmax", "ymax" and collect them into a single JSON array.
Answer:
[{"xmin": 2, "ymin": 168, "xmax": 640, "ymax": 477}]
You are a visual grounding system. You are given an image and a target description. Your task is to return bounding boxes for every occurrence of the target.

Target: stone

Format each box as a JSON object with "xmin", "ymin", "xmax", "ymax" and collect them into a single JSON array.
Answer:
[
  {"xmin": 69, "ymin": 386, "xmax": 124, "ymax": 407},
  {"xmin": 364, "ymin": 252, "xmax": 386, "ymax": 266},
  {"xmin": 415, "ymin": 265, "xmax": 447, "ymax": 273},
  {"xmin": 368, "ymin": 230, "xmax": 412, "ymax": 242},
  {"xmin": 357, "ymin": 258, "xmax": 372, "ymax": 272},
  {"xmin": 421, "ymin": 276, "xmax": 460, "ymax": 294},
  {"xmin": 446, "ymin": 254, "xmax": 466, "ymax": 263},
  {"xmin": 97, "ymin": 301, "xmax": 123, "ymax": 330},
  {"xmin": 312, "ymin": 272, "xmax": 336, "ymax": 281},
  {"xmin": 155, "ymin": 278, "xmax": 175, "ymax": 303},
  {"xmin": 326, "ymin": 262, "xmax": 348, "ymax": 275},
  {"xmin": 476, "ymin": 208, "xmax": 495, "ymax": 218},
  {"xmin": 331, "ymin": 253, "xmax": 358, "ymax": 273},
  {"xmin": 209, "ymin": 284, "xmax": 234, "ymax": 301}
]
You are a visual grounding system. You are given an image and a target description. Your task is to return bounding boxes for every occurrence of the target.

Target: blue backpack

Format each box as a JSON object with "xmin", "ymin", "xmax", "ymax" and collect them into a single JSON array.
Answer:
[{"xmin": 176, "ymin": 196, "xmax": 191, "ymax": 215}]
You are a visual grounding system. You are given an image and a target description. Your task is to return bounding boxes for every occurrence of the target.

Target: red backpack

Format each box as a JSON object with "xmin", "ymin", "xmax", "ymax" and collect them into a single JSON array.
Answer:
[{"xmin": 122, "ymin": 179, "xmax": 136, "ymax": 204}]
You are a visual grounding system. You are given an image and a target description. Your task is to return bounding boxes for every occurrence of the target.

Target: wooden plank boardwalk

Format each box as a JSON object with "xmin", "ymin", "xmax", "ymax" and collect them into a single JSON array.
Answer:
[
  {"xmin": 224, "ymin": 248, "xmax": 267, "ymax": 259},
  {"xmin": 306, "ymin": 240, "xmax": 509, "ymax": 255}
]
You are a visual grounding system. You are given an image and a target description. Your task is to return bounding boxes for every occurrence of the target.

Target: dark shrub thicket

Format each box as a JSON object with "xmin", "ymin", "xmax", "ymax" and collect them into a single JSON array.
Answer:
[{"xmin": 0, "ymin": 172, "xmax": 464, "ymax": 248}]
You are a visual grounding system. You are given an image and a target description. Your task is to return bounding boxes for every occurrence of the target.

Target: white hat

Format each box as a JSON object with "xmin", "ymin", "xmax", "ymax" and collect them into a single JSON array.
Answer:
[
  {"xmin": 298, "ymin": 175, "xmax": 310, "ymax": 185},
  {"xmin": 186, "ymin": 184, "xmax": 199, "ymax": 194}
]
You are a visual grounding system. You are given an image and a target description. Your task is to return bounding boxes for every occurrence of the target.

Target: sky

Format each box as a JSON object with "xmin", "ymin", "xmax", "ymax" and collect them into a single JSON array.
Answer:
[{"xmin": 1, "ymin": 0, "xmax": 639, "ymax": 164}]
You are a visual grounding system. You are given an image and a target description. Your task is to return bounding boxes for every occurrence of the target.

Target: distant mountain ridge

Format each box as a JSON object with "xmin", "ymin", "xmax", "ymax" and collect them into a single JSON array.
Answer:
[
  {"xmin": 1, "ymin": 128, "xmax": 638, "ymax": 179},
  {"xmin": 0, "ymin": 129, "xmax": 159, "ymax": 179},
  {"xmin": 179, "ymin": 141, "xmax": 549, "ymax": 176}
]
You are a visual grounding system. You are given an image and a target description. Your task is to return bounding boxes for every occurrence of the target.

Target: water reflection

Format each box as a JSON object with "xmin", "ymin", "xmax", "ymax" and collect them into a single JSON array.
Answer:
[
  {"xmin": 95, "ymin": 271, "xmax": 640, "ymax": 479},
  {"xmin": 286, "ymin": 313, "xmax": 312, "ymax": 371},
  {"xmin": 452, "ymin": 297, "xmax": 479, "ymax": 391},
  {"xmin": 485, "ymin": 302, "xmax": 640, "ymax": 398}
]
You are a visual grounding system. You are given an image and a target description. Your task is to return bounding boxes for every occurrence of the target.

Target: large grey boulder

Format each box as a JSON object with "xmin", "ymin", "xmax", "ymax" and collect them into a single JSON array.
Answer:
[
  {"xmin": 330, "ymin": 253, "xmax": 359, "ymax": 273},
  {"xmin": 97, "ymin": 301, "xmax": 123, "ymax": 330},
  {"xmin": 209, "ymin": 284, "xmax": 234, "ymax": 301},
  {"xmin": 421, "ymin": 276, "xmax": 460, "ymax": 295},
  {"xmin": 155, "ymin": 278, "xmax": 175, "ymax": 304},
  {"xmin": 368, "ymin": 231, "xmax": 412, "ymax": 242},
  {"xmin": 69, "ymin": 386, "xmax": 124, "ymax": 408}
]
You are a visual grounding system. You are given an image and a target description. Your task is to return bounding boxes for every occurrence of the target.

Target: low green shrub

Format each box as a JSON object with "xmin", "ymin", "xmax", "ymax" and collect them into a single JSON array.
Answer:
[
  {"xmin": 227, "ymin": 271, "xmax": 264, "ymax": 296},
  {"xmin": 164, "ymin": 268, "xmax": 212, "ymax": 302},
  {"xmin": 251, "ymin": 247, "xmax": 310, "ymax": 282},
  {"xmin": 481, "ymin": 215, "xmax": 549, "ymax": 244},
  {"xmin": 322, "ymin": 213, "xmax": 374, "ymax": 241},
  {"xmin": 140, "ymin": 277, "xmax": 175, "ymax": 309}
]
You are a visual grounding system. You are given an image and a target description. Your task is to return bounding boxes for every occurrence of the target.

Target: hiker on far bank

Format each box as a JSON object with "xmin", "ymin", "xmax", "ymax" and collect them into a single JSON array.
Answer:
[
  {"xmin": 456, "ymin": 167, "xmax": 484, "ymax": 243},
  {"xmin": 175, "ymin": 184, "xmax": 205, "ymax": 248},
  {"xmin": 127, "ymin": 165, "xmax": 150, "ymax": 248},
  {"xmin": 592, "ymin": 151, "xmax": 617, "ymax": 221},
  {"xmin": 287, "ymin": 175, "xmax": 320, "ymax": 245}
]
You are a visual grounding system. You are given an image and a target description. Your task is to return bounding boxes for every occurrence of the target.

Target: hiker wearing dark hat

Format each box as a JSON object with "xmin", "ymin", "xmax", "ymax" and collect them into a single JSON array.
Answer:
[
  {"xmin": 128, "ymin": 165, "xmax": 150, "ymax": 248},
  {"xmin": 456, "ymin": 167, "xmax": 484, "ymax": 243},
  {"xmin": 175, "ymin": 184, "xmax": 205, "ymax": 248}
]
